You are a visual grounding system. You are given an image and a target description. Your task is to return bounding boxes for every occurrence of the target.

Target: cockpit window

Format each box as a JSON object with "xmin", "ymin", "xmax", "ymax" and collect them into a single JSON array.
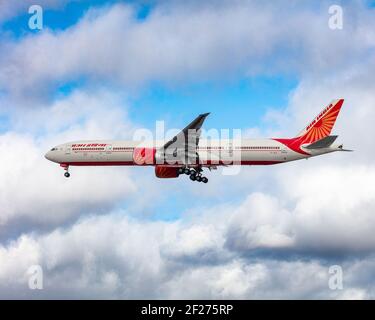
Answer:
[{"xmin": 50, "ymin": 147, "xmax": 58, "ymax": 151}]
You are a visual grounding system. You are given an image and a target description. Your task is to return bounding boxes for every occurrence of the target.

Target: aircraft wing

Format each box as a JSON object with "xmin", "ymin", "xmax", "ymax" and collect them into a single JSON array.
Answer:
[{"xmin": 161, "ymin": 113, "xmax": 210, "ymax": 165}]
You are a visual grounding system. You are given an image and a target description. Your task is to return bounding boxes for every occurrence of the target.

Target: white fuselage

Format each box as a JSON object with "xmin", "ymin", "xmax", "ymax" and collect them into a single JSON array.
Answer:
[{"xmin": 45, "ymin": 138, "xmax": 340, "ymax": 166}]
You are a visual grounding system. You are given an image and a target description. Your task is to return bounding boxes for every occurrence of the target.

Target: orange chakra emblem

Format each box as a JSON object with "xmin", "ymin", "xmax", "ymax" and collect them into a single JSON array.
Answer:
[{"xmin": 302, "ymin": 101, "xmax": 342, "ymax": 144}]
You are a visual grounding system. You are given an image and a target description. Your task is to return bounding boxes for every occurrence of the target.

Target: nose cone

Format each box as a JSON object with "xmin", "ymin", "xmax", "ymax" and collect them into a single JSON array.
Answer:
[
  {"xmin": 45, "ymin": 150, "xmax": 58, "ymax": 162},
  {"xmin": 45, "ymin": 151, "xmax": 52, "ymax": 161}
]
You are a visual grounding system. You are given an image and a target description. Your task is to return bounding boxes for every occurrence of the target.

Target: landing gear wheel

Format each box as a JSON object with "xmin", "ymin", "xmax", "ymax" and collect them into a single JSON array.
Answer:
[
  {"xmin": 190, "ymin": 174, "xmax": 197, "ymax": 181},
  {"xmin": 64, "ymin": 172, "xmax": 70, "ymax": 178},
  {"xmin": 178, "ymin": 168, "xmax": 184, "ymax": 175},
  {"xmin": 196, "ymin": 175, "xmax": 202, "ymax": 182},
  {"xmin": 202, "ymin": 177, "xmax": 208, "ymax": 183},
  {"xmin": 184, "ymin": 168, "xmax": 191, "ymax": 175}
]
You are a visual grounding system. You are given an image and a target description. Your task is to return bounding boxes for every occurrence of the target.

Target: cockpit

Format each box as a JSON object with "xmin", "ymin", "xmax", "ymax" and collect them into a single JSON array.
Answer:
[{"xmin": 50, "ymin": 147, "xmax": 58, "ymax": 151}]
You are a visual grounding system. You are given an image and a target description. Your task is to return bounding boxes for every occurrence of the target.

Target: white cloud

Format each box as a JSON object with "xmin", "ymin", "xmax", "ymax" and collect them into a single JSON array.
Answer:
[
  {"xmin": 226, "ymin": 193, "xmax": 294, "ymax": 250},
  {"xmin": 284, "ymin": 165, "xmax": 375, "ymax": 253},
  {"xmin": 13, "ymin": 88, "xmax": 135, "ymax": 140},
  {"xmin": 1, "ymin": 210, "xmax": 374, "ymax": 299},
  {"xmin": 0, "ymin": 235, "xmax": 40, "ymax": 286},
  {"xmin": 1, "ymin": 1, "xmax": 375, "ymax": 103},
  {"xmin": 337, "ymin": 288, "xmax": 368, "ymax": 300},
  {"xmin": 163, "ymin": 224, "xmax": 223, "ymax": 262},
  {"xmin": 0, "ymin": 89, "xmax": 137, "ymax": 231},
  {"xmin": 162, "ymin": 260, "xmax": 269, "ymax": 299},
  {"xmin": 223, "ymin": 164, "xmax": 375, "ymax": 255}
]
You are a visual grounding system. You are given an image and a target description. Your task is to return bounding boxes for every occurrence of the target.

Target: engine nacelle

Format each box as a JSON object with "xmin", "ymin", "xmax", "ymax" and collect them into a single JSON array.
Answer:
[{"xmin": 155, "ymin": 166, "xmax": 179, "ymax": 178}]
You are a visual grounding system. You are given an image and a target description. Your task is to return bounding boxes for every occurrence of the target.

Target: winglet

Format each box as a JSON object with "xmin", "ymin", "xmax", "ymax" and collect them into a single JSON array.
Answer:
[
  {"xmin": 162, "ymin": 112, "xmax": 210, "ymax": 150},
  {"xmin": 182, "ymin": 113, "xmax": 210, "ymax": 133}
]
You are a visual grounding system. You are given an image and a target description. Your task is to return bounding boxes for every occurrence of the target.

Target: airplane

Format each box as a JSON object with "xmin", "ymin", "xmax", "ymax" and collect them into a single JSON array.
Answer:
[{"xmin": 45, "ymin": 99, "xmax": 351, "ymax": 183}]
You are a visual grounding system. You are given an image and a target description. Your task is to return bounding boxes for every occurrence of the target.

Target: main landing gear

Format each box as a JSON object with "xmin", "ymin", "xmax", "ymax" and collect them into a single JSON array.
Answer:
[
  {"xmin": 61, "ymin": 164, "xmax": 70, "ymax": 178},
  {"xmin": 177, "ymin": 167, "xmax": 208, "ymax": 183}
]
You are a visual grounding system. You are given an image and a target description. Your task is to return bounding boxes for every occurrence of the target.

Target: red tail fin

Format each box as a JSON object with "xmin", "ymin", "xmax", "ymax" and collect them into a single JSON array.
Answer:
[{"xmin": 296, "ymin": 99, "xmax": 344, "ymax": 144}]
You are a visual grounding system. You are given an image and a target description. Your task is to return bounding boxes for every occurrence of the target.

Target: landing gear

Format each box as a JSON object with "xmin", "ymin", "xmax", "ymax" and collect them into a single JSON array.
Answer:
[
  {"xmin": 189, "ymin": 173, "xmax": 197, "ymax": 181},
  {"xmin": 180, "ymin": 166, "xmax": 208, "ymax": 183},
  {"xmin": 192, "ymin": 171, "xmax": 208, "ymax": 183},
  {"xmin": 61, "ymin": 164, "xmax": 70, "ymax": 178}
]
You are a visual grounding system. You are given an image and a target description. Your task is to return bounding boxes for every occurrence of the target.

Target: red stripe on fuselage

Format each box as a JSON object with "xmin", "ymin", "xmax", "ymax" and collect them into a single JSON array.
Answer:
[
  {"xmin": 64, "ymin": 161, "xmax": 135, "ymax": 166},
  {"xmin": 63, "ymin": 160, "xmax": 283, "ymax": 167}
]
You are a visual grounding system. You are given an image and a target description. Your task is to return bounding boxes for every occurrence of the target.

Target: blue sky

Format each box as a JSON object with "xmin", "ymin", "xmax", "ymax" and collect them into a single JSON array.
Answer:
[
  {"xmin": 2, "ymin": 1, "xmax": 156, "ymax": 37},
  {"xmin": 1, "ymin": 0, "xmax": 375, "ymax": 299},
  {"xmin": 3, "ymin": 1, "xmax": 122, "ymax": 35},
  {"xmin": 129, "ymin": 77, "xmax": 297, "ymax": 130}
]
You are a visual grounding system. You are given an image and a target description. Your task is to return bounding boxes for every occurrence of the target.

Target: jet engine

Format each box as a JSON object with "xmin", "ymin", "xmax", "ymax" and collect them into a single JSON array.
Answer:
[{"xmin": 155, "ymin": 166, "xmax": 179, "ymax": 178}]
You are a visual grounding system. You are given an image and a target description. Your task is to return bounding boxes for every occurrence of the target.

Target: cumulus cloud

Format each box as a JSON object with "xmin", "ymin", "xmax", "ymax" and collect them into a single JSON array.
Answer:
[
  {"xmin": 283, "ymin": 165, "xmax": 375, "ymax": 254},
  {"xmin": 224, "ymin": 164, "xmax": 375, "ymax": 256},
  {"xmin": 1, "ymin": 0, "xmax": 375, "ymax": 104},
  {"xmin": 1, "ymin": 209, "xmax": 374, "ymax": 299},
  {"xmin": 225, "ymin": 193, "xmax": 294, "ymax": 251},
  {"xmin": 0, "ymin": 89, "xmax": 137, "ymax": 238}
]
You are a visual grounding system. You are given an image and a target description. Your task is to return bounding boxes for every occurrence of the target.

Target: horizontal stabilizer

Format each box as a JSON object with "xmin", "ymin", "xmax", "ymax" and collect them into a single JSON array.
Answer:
[
  {"xmin": 305, "ymin": 135, "xmax": 338, "ymax": 149},
  {"xmin": 338, "ymin": 145, "xmax": 354, "ymax": 152}
]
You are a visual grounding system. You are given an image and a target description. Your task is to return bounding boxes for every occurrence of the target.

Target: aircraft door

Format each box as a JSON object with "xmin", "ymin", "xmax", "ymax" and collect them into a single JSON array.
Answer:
[
  {"xmin": 280, "ymin": 145, "xmax": 288, "ymax": 161},
  {"xmin": 228, "ymin": 141, "xmax": 233, "ymax": 157}
]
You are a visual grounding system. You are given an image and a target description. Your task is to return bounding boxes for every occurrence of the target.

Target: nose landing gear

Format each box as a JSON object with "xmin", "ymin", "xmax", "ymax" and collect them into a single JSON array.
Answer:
[{"xmin": 60, "ymin": 164, "xmax": 70, "ymax": 178}]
